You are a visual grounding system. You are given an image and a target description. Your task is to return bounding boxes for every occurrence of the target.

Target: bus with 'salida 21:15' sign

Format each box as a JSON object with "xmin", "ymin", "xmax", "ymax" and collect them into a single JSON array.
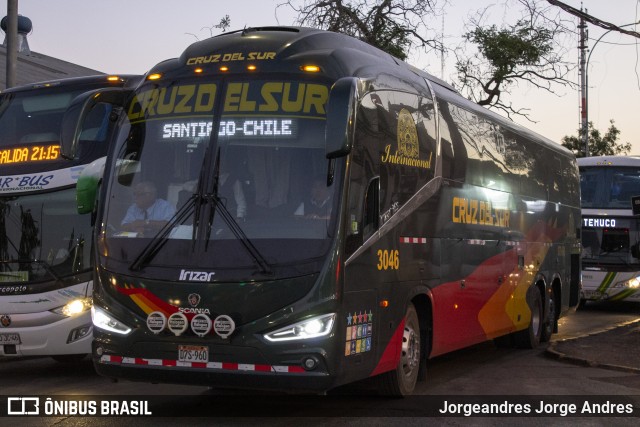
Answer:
[
  {"xmin": 61, "ymin": 27, "xmax": 581, "ymax": 395},
  {"xmin": 0, "ymin": 75, "xmax": 141, "ymax": 362}
]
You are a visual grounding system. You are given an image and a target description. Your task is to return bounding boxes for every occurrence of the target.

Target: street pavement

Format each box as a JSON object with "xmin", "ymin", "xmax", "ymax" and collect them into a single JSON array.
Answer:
[{"xmin": 547, "ymin": 319, "xmax": 640, "ymax": 373}]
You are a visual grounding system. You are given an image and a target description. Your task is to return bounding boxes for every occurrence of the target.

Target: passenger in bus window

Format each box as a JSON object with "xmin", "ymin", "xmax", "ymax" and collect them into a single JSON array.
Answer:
[
  {"xmin": 121, "ymin": 181, "xmax": 176, "ymax": 235},
  {"xmin": 294, "ymin": 176, "xmax": 332, "ymax": 219}
]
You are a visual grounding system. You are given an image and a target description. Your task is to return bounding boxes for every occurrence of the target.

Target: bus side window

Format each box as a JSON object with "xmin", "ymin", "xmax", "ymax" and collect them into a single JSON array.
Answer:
[{"xmin": 363, "ymin": 177, "xmax": 380, "ymax": 240}]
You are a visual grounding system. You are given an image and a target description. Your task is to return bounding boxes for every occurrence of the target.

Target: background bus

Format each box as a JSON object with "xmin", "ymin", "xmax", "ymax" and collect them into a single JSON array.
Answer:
[
  {"xmin": 62, "ymin": 27, "xmax": 580, "ymax": 394},
  {"xmin": 578, "ymin": 156, "xmax": 640, "ymax": 306},
  {"xmin": 0, "ymin": 75, "xmax": 139, "ymax": 362}
]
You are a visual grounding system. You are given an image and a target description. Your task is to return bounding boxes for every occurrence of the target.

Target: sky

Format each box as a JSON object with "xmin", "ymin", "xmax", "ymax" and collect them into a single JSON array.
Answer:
[{"xmin": 2, "ymin": 0, "xmax": 640, "ymax": 154}]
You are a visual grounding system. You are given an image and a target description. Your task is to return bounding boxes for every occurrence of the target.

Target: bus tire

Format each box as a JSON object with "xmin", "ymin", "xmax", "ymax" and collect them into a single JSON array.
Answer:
[
  {"xmin": 541, "ymin": 288, "xmax": 557, "ymax": 343},
  {"xmin": 377, "ymin": 303, "xmax": 420, "ymax": 397},
  {"xmin": 514, "ymin": 287, "xmax": 543, "ymax": 349}
]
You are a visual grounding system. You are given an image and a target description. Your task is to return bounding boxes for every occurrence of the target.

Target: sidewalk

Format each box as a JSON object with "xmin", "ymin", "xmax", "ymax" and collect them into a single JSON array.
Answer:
[{"xmin": 546, "ymin": 319, "xmax": 640, "ymax": 373}]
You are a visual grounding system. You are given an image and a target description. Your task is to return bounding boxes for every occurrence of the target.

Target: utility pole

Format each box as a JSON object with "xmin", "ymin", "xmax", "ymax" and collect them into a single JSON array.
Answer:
[
  {"xmin": 5, "ymin": 0, "xmax": 18, "ymax": 89},
  {"xmin": 578, "ymin": 7, "xmax": 588, "ymax": 157}
]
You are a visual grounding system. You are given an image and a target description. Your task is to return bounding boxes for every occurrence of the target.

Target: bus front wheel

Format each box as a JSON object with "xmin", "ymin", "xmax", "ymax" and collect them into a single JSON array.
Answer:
[{"xmin": 377, "ymin": 303, "xmax": 420, "ymax": 396}]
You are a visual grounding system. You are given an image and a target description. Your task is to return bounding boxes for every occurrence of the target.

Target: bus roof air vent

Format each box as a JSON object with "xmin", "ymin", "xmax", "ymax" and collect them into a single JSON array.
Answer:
[{"xmin": 240, "ymin": 26, "xmax": 301, "ymax": 36}]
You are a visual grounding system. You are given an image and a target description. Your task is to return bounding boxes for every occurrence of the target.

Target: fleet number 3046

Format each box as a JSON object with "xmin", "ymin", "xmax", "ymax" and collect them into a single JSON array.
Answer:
[{"xmin": 377, "ymin": 249, "xmax": 399, "ymax": 270}]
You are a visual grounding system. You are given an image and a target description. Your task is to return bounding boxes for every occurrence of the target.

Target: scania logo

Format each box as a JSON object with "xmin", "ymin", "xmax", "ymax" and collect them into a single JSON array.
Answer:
[
  {"xmin": 188, "ymin": 293, "xmax": 201, "ymax": 307},
  {"xmin": 1, "ymin": 315, "xmax": 11, "ymax": 327},
  {"xmin": 179, "ymin": 269, "xmax": 215, "ymax": 282},
  {"xmin": 179, "ymin": 307, "xmax": 211, "ymax": 315}
]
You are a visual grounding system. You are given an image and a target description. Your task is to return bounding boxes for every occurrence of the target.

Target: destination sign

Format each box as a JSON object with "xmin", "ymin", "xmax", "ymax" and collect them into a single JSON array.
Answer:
[
  {"xmin": 219, "ymin": 118, "xmax": 294, "ymax": 138},
  {"xmin": 0, "ymin": 144, "xmax": 60, "ymax": 165},
  {"xmin": 583, "ymin": 218, "xmax": 617, "ymax": 228},
  {"xmin": 161, "ymin": 118, "xmax": 296, "ymax": 140}
]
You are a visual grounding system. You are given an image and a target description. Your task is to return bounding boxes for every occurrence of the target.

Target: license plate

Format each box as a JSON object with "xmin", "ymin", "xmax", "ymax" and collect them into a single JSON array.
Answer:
[
  {"xmin": 583, "ymin": 290, "xmax": 601, "ymax": 298},
  {"xmin": 178, "ymin": 345, "xmax": 208, "ymax": 363},
  {"xmin": 0, "ymin": 333, "xmax": 21, "ymax": 345}
]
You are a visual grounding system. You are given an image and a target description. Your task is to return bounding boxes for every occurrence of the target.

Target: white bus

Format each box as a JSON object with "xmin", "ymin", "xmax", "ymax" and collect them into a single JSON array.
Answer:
[
  {"xmin": 578, "ymin": 156, "xmax": 640, "ymax": 306},
  {"xmin": 0, "ymin": 75, "xmax": 139, "ymax": 362}
]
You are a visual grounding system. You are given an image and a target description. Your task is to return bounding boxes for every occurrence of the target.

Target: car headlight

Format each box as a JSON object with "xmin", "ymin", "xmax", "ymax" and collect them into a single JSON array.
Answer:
[
  {"xmin": 51, "ymin": 298, "xmax": 92, "ymax": 317},
  {"xmin": 91, "ymin": 306, "xmax": 132, "ymax": 335},
  {"xmin": 264, "ymin": 313, "xmax": 335, "ymax": 342}
]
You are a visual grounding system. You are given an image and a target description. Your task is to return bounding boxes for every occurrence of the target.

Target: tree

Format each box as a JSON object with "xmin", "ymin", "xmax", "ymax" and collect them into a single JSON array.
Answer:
[
  {"xmin": 561, "ymin": 120, "xmax": 632, "ymax": 158},
  {"xmin": 284, "ymin": 1, "xmax": 576, "ymax": 123},
  {"xmin": 455, "ymin": 0, "xmax": 576, "ymax": 120},
  {"xmin": 279, "ymin": 0, "xmax": 445, "ymax": 61},
  {"xmin": 187, "ymin": 15, "xmax": 231, "ymax": 40}
]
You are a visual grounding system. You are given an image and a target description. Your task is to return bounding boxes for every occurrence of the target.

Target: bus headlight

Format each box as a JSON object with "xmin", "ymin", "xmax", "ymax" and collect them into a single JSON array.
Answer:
[
  {"xmin": 91, "ymin": 306, "xmax": 132, "ymax": 335},
  {"xmin": 51, "ymin": 298, "xmax": 92, "ymax": 317},
  {"xmin": 614, "ymin": 276, "xmax": 640, "ymax": 289},
  {"xmin": 263, "ymin": 313, "xmax": 335, "ymax": 342}
]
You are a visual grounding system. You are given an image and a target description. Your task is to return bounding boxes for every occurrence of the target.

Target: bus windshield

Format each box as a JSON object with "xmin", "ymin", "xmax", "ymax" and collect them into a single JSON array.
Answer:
[
  {"xmin": 0, "ymin": 187, "xmax": 92, "ymax": 283},
  {"xmin": 101, "ymin": 77, "xmax": 339, "ymax": 273},
  {"xmin": 580, "ymin": 165, "xmax": 640, "ymax": 209},
  {"xmin": 0, "ymin": 83, "xmax": 113, "ymax": 172}
]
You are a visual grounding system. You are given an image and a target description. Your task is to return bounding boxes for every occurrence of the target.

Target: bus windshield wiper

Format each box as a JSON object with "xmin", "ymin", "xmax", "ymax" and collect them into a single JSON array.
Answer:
[
  {"xmin": 599, "ymin": 246, "xmax": 625, "ymax": 255},
  {"xmin": 0, "ymin": 259, "xmax": 62, "ymax": 282},
  {"xmin": 205, "ymin": 194, "xmax": 273, "ymax": 276},
  {"xmin": 191, "ymin": 144, "xmax": 212, "ymax": 247},
  {"xmin": 203, "ymin": 150, "xmax": 272, "ymax": 276},
  {"xmin": 0, "ymin": 233, "xmax": 63, "ymax": 282},
  {"xmin": 605, "ymin": 255, "xmax": 630, "ymax": 266},
  {"xmin": 129, "ymin": 195, "xmax": 197, "ymax": 271},
  {"xmin": 130, "ymin": 144, "xmax": 212, "ymax": 271}
]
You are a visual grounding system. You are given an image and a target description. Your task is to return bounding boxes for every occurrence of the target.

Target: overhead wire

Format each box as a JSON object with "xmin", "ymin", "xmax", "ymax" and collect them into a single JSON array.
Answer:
[{"xmin": 547, "ymin": 0, "xmax": 640, "ymax": 37}]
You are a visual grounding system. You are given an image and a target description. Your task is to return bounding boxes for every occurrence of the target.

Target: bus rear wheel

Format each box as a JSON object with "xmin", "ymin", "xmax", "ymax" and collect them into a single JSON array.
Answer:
[
  {"xmin": 541, "ymin": 288, "xmax": 557, "ymax": 343},
  {"xmin": 377, "ymin": 303, "xmax": 420, "ymax": 396},
  {"xmin": 514, "ymin": 287, "xmax": 543, "ymax": 349}
]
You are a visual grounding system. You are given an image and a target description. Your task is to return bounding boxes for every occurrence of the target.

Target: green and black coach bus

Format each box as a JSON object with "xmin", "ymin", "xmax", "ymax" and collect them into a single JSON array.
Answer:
[{"xmin": 60, "ymin": 27, "xmax": 581, "ymax": 395}]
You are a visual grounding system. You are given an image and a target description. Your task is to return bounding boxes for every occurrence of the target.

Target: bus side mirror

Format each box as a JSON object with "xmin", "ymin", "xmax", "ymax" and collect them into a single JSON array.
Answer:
[
  {"xmin": 325, "ymin": 77, "xmax": 358, "ymax": 159},
  {"xmin": 60, "ymin": 88, "xmax": 131, "ymax": 159},
  {"xmin": 76, "ymin": 157, "xmax": 106, "ymax": 217}
]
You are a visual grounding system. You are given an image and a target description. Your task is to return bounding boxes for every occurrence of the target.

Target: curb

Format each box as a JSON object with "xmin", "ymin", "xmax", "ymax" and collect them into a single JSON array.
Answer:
[{"xmin": 545, "ymin": 319, "xmax": 640, "ymax": 374}]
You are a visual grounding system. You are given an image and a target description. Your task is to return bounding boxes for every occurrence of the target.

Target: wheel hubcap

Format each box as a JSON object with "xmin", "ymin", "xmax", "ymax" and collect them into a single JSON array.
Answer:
[{"xmin": 401, "ymin": 323, "xmax": 420, "ymax": 376}]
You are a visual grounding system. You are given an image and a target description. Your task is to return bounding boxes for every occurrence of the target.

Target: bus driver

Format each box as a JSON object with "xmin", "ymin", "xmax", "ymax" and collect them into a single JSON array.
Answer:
[{"xmin": 121, "ymin": 181, "xmax": 175, "ymax": 235}]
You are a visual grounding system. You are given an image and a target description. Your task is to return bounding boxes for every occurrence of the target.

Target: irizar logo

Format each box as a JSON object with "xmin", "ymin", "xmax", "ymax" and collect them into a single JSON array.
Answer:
[{"xmin": 178, "ymin": 269, "xmax": 215, "ymax": 282}]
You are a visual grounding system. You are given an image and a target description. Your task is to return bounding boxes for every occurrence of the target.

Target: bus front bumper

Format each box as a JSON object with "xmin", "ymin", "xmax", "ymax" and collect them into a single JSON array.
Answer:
[
  {"xmin": 92, "ymin": 341, "xmax": 335, "ymax": 392},
  {"xmin": 0, "ymin": 311, "xmax": 92, "ymax": 357}
]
